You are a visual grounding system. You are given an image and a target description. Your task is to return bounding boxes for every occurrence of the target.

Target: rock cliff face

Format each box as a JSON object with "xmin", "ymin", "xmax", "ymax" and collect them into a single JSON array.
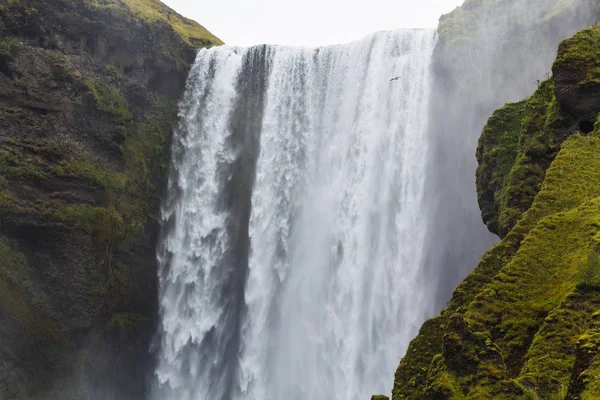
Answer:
[
  {"xmin": 0, "ymin": 1, "xmax": 221, "ymax": 398},
  {"xmin": 393, "ymin": 18, "xmax": 600, "ymax": 400},
  {"xmin": 420, "ymin": 0, "xmax": 599, "ymax": 311}
]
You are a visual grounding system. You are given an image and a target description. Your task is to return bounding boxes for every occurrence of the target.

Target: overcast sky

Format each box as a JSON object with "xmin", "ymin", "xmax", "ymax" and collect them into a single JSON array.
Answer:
[{"xmin": 162, "ymin": 0, "xmax": 465, "ymax": 47}]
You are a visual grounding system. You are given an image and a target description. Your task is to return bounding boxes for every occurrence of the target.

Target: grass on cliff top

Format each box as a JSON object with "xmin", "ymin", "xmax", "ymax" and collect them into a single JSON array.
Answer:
[
  {"xmin": 84, "ymin": 0, "xmax": 223, "ymax": 46},
  {"xmin": 554, "ymin": 24, "xmax": 600, "ymax": 79},
  {"xmin": 124, "ymin": 0, "xmax": 223, "ymax": 46},
  {"xmin": 118, "ymin": 0, "xmax": 223, "ymax": 46}
]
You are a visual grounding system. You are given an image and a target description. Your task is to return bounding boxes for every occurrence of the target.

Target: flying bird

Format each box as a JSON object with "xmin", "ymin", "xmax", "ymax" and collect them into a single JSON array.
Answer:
[{"xmin": 390, "ymin": 76, "xmax": 400, "ymax": 81}]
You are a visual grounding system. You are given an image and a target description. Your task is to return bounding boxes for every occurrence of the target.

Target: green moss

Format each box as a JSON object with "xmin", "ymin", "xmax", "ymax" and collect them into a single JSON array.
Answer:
[
  {"xmin": 574, "ymin": 315, "xmax": 600, "ymax": 399},
  {"xmin": 498, "ymin": 80, "xmax": 563, "ymax": 234},
  {"xmin": 393, "ymin": 317, "xmax": 446, "ymax": 399},
  {"xmin": 105, "ymin": 63, "xmax": 120, "ymax": 76},
  {"xmin": 84, "ymin": 0, "xmax": 223, "ymax": 47},
  {"xmin": 85, "ymin": 79, "xmax": 133, "ymax": 121},
  {"xmin": 457, "ymin": 136, "xmax": 600, "ymax": 396},
  {"xmin": 0, "ymin": 174, "xmax": 8, "ymax": 190},
  {"xmin": 0, "ymin": 0, "xmax": 44, "ymax": 38},
  {"xmin": 579, "ymin": 249, "xmax": 600, "ymax": 289},
  {"xmin": 554, "ymin": 25, "xmax": 600, "ymax": 83},
  {"xmin": 477, "ymin": 79, "xmax": 568, "ymax": 238},
  {"xmin": 0, "ymin": 35, "xmax": 19, "ymax": 57},
  {"xmin": 53, "ymin": 159, "xmax": 127, "ymax": 190},
  {"xmin": 518, "ymin": 289, "xmax": 600, "ymax": 397},
  {"xmin": 120, "ymin": 0, "xmax": 223, "ymax": 46},
  {"xmin": 371, "ymin": 395, "xmax": 390, "ymax": 400},
  {"xmin": 394, "ymin": 136, "xmax": 600, "ymax": 399},
  {"xmin": 477, "ymin": 100, "xmax": 527, "ymax": 234}
]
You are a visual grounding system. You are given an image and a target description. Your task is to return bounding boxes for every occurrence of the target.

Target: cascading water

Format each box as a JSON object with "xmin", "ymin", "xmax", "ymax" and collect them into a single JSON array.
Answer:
[{"xmin": 154, "ymin": 29, "xmax": 436, "ymax": 400}]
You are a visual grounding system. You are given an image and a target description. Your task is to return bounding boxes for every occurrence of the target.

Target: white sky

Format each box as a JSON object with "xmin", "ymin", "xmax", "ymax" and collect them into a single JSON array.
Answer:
[{"xmin": 162, "ymin": 0, "xmax": 465, "ymax": 47}]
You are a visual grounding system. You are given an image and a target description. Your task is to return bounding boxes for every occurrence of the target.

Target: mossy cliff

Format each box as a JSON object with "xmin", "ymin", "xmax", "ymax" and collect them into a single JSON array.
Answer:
[
  {"xmin": 422, "ymin": 0, "xmax": 600, "ymax": 311},
  {"xmin": 392, "ymin": 25, "xmax": 600, "ymax": 400},
  {"xmin": 0, "ymin": 0, "xmax": 221, "ymax": 398}
]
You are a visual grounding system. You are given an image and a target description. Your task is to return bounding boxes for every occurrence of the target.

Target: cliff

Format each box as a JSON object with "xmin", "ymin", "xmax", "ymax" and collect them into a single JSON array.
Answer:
[
  {"xmin": 419, "ymin": 0, "xmax": 599, "ymax": 311},
  {"xmin": 0, "ymin": 0, "xmax": 221, "ymax": 398},
  {"xmin": 393, "ymin": 20, "xmax": 600, "ymax": 400}
]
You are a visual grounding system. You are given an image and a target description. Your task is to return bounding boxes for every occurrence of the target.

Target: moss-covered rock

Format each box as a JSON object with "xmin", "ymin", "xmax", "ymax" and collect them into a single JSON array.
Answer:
[
  {"xmin": 396, "ymin": 133, "xmax": 600, "ymax": 399},
  {"xmin": 554, "ymin": 25, "xmax": 600, "ymax": 125},
  {"xmin": 425, "ymin": 0, "xmax": 600, "ymax": 313},
  {"xmin": 476, "ymin": 25, "xmax": 600, "ymax": 238},
  {"xmin": 476, "ymin": 78, "xmax": 574, "ymax": 238},
  {"xmin": 393, "ymin": 23, "xmax": 600, "ymax": 398},
  {"xmin": 476, "ymin": 100, "xmax": 526, "ymax": 235},
  {"xmin": 0, "ymin": 0, "xmax": 221, "ymax": 398}
]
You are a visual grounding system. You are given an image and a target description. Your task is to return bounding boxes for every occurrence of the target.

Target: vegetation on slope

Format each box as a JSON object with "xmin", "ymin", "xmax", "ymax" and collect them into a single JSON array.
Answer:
[
  {"xmin": 84, "ymin": 0, "xmax": 223, "ymax": 46},
  {"xmin": 476, "ymin": 79, "xmax": 572, "ymax": 238},
  {"xmin": 393, "ymin": 25, "xmax": 600, "ymax": 400}
]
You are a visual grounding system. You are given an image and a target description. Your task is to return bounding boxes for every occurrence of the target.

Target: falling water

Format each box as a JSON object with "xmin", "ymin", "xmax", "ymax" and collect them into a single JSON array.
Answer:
[{"xmin": 154, "ymin": 29, "xmax": 436, "ymax": 400}]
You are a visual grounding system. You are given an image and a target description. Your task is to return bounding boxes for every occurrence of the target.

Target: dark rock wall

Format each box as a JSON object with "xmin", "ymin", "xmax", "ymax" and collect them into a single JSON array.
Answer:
[{"xmin": 0, "ymin": 1, "xmax": 220, "ymax": 398}]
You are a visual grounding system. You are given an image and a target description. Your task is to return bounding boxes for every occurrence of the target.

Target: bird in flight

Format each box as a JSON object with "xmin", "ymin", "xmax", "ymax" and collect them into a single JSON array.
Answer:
[{"xmin": 390, "ymin": 77, "xmax": 400, "ymax": 81}]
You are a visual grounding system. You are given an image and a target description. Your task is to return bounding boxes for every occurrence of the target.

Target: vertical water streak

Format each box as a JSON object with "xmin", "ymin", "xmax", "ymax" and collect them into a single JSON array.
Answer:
[{"xmin": 155, "ymin": 29, "xmax": 436, "ymax": 400}]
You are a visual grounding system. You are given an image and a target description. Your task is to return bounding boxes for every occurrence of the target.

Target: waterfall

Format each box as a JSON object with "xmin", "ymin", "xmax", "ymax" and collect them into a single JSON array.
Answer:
[{"xmin": 154, "ymin": 29, "xmax": 436, "ymax": 400}]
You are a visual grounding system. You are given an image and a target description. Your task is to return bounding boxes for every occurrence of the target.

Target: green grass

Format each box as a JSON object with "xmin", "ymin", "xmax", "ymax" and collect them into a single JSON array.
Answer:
[{"xmin": 85, "ymin": 0, "xmax": 223, "ymax": 47}]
